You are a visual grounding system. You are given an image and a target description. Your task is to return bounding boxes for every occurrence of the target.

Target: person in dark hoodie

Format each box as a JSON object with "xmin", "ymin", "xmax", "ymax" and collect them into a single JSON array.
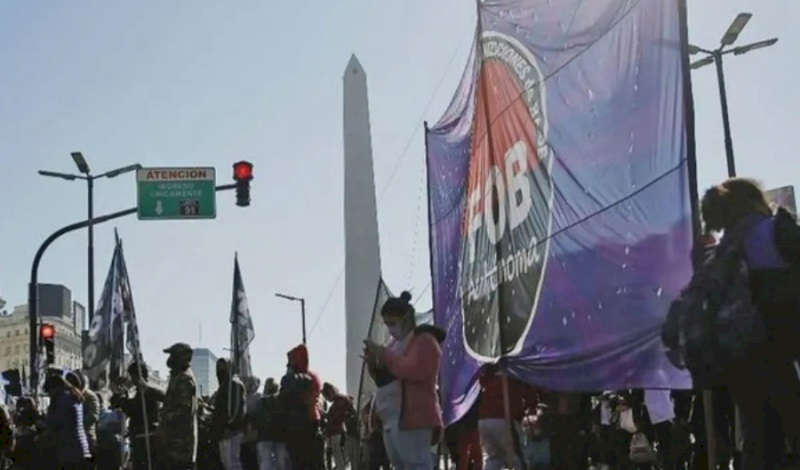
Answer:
[
  {"xmin": 699, "ymin": 178, "xmax": 800, "ymax": 470},
  {"xmin": 280, "ymin": 344, "xmax": 323, "ymax": 470},
  {"xmin": 120, "ymin": 361, "xmax": 164, "ymax": 470},
  {"xmin": 44, "ymin": 370, "xmax": 93, "ymax": 470},
  {"xmin": 213, "ymin": 358, "xmax": 247, "ymax": 470},
  {"xmin": 364, "ymin": 291, "xmax": 446, "ymax": 470},
  {"xmin": 253, "ymin": 378, "xmax": 289, "ymax": 470}
]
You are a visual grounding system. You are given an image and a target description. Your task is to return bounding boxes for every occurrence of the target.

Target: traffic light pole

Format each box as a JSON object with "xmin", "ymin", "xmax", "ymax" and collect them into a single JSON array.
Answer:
[{"xmin": 28, "ymin": 183, "xmax": 237, "ymax": 392}]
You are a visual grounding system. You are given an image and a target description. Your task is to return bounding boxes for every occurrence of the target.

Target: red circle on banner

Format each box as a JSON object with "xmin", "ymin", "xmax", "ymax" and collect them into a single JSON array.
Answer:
[
  {"xmin": 460, "ymin": 36, "xmax": 553, "ymax": 360},
  {"xmin": 467, "ymin": 60, "xmax": 542, "ymax": 215}
]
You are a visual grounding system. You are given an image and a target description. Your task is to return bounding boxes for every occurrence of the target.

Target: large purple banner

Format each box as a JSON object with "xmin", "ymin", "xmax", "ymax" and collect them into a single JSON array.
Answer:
[{"xmin": 427, "ymin": 0, "xmax": 694, "ymax": 425}]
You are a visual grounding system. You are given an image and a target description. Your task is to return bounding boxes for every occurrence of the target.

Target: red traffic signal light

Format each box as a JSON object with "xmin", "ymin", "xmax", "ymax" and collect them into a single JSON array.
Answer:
[
  {"xmin": 233, "ymin": 161, "xmax": 253, "ymax": 207},
  {"xmin": 233, "ymin": 161, "xmax": 253, "ymax": 181},
  {"xmin": 40, "ymin": 323, "xmax": 55, "ymax": 340}
]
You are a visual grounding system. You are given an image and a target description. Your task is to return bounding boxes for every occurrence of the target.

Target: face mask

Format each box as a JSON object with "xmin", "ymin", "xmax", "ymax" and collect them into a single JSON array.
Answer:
[{"xmin": 388, "ymin": 324, "xmax": 407, "ymax": 340}]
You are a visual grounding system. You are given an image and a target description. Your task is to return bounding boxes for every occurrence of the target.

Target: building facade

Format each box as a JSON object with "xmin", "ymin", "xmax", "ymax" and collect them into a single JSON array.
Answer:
[
  {"xmin": 190, "ymin": 348, "xmax": 218, "ymax": 397},
  {"xmin": 0, "ymin": 288, "xmax": 84, "ymax": 373}
]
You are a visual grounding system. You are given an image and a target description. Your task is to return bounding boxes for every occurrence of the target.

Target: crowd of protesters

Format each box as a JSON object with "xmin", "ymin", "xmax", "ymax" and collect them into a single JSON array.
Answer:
[{"xmin": 0, "ymin": 178, "xmax": 799, "ymax": 470}]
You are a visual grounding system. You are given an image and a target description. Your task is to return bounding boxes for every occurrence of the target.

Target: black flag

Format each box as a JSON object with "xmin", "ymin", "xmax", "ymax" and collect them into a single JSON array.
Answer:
[
  {"xmin": 83, "ymin": 242, "xmax": 122, "ymax": 388},
  {"xmin": 230, "ymin": 254, "xmax": 254, "ymax": 378},
  {"xmin": 82, "ymin": 232, "xmax": 145, "ymax": 389}
]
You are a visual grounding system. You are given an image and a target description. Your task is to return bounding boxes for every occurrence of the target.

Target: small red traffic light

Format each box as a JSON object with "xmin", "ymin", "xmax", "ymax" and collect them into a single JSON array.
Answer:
[
  {"xmin": 40, "ymin": 323, "xmax": 55, "ymax": 339},
  {"xmin": 233, "ymin": 161, "xmax": 253, "ymax": 181}
]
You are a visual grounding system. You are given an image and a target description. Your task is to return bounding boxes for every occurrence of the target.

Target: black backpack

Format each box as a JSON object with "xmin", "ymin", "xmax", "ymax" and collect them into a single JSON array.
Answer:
[
  {"xmin": 279, "ymin": 372, "xmax": 313, "ymax": 427},
  {"xmin": 662, "ymin": 220, "xmax": 768, "ymax": 388}
]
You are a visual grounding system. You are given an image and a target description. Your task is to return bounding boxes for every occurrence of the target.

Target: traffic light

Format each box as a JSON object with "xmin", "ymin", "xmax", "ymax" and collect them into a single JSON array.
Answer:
[
  {"xmin": 1, "ymin": 369, "xmax": 21, "ymax": 397},
  {"xmin": 40, "ymin": 323, "xmax": 55, "ymax": 365},
  {"xmin": 233, "ymin": 161, "xmax": 253, "ymax": 207}
]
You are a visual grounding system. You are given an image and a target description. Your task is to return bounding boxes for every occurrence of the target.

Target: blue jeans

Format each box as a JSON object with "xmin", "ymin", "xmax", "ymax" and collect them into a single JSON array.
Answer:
[{"xmin": 382, "ymin": 426, "xmax": 432, "ymax": 470}]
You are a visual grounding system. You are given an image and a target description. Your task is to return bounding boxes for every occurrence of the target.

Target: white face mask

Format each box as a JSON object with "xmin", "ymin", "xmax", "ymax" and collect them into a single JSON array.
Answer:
[{"xmin": 388, "ymin": 324, "xmax": 407, "ymax": 340}]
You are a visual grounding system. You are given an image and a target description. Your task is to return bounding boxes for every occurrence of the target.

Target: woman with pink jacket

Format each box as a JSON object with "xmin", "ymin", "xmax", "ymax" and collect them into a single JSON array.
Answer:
[{"xmin": 364, "ymin": 291, "xmax": 446, "ymax": 470}]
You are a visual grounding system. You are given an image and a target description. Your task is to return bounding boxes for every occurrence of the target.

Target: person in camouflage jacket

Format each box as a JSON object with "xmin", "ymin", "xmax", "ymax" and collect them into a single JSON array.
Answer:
[{"xmin": 159, "ymin": 343, "xmax": 199, "ymax": 470}]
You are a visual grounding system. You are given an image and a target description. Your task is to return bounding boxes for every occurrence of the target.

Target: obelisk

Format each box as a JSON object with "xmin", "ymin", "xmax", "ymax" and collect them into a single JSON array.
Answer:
[{"xmin": 343, "ymin": 54, "xmax": 382, "ymax": 399}]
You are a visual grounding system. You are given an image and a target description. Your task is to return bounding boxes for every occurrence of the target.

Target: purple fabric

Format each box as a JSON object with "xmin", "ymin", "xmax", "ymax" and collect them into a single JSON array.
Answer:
[
  {"xmin": 743, "ymin": 217, "xmax": 790, "ymax": 270},
  {"xmin": 426, "ymin": 0, "xmax": 693, "ymax": 425}
]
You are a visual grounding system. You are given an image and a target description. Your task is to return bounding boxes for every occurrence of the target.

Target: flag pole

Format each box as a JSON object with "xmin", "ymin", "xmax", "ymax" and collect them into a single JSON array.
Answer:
[
  {"xmin": 117, "ymin": 235, "xmax": 153, "ymax": 470},
  {"xmin": 229, "ymin": 253, "xmax": 238, "ymax": 423}
]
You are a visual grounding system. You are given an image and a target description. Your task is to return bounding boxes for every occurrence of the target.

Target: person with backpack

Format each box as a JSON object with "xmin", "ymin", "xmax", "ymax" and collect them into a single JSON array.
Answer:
[
  {"xmin": 666, "ymin": 178, "xmax": 800, "ymax": 470},
  {"xmin": 363, "ymin": 291, "xmax": 446, "ymax": 470}
]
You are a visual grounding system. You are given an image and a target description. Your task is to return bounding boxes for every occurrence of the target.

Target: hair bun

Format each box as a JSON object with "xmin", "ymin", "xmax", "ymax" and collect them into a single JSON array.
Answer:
[{"xmin": 400, "ymin": 291, "xmax": 412, "ymax": 303}]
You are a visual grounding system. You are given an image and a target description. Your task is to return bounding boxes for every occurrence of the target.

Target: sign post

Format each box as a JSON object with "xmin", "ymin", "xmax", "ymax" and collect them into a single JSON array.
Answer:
[
  {"xmin": 765, "ymin": 185, "xmax": 796, "ymax": 216},
  {"xmin": 136, "ymin": 167, "xmax": 217, "ymax": 220}
]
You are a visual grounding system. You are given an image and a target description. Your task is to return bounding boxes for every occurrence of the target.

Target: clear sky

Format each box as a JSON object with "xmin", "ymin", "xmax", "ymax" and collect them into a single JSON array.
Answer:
[{"xmin": 1, "ymin": 0, "xmax": 797, "ymax": 387}]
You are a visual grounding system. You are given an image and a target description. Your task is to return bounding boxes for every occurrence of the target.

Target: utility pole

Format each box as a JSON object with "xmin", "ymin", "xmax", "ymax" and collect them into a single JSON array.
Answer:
[
  {"xmin": 275, "ymin": 293, "xmax": 307, "ymax": 344},
  {"xmin": 39, "ymin": 155, "xmax": 141, "ymax": 328},
  {"xmin": 689, "ymin": 13, "xmax": 778, "ymax": 177},
  {"xmin": 28, "ymin": 183, "xmax": 239, "ymax": 392}
]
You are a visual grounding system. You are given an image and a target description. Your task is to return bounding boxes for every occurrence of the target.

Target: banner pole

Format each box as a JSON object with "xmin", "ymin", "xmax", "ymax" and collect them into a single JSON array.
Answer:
[
  {"xmin": 424, "ymin": 121, "xmax": 447, "ymax": 465},
  {"xmin": 354, "ymin": 278, "xmax": 386, "ymax": 470},
  {"xmin": 229, "ymin": 255, "xmax": 238, "ymax": 425},
  {"xmin": 677, "ymin": 0, "xmax": 715, "ymax": 469},
  {"xmin": 474, "ymin": 1, "xmax": 520, "ymax": 468},
  {"xmin": 116, "ymin": 237, "xmax": 153, "ymax": 470}
]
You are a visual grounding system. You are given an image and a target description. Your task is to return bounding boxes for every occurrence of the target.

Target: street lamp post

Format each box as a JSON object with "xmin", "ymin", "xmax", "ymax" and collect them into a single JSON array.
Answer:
[
  {"xmin": 275, "ymin": 293, "xmax": 307, "ymax": 345},
  {"xmin": 28, "ymin": 183, "xmax": 239, "ymax": 392},
  {"xmin": 38, "ymin": 154, "xmax": 142, "ymax": 327},
  {"xmin": 689, "ymin": 13, "xmax": 778, "ymax": 178}
]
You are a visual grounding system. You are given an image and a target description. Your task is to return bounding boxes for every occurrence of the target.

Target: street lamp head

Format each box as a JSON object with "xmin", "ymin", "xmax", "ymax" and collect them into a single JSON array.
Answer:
[
  {"xmin": 732, "ymin": 37, "xmax": 778, "ymax": 56},
  {"xmin": 71, "ymin": 152, "xmax": 91, "ymax": 175},
  {"xmin": 275, "ymin": 293, "xmax": 301, "ymax": 302},
  {"xmin": 721, "ymin": 13, "xmax": 752, "ymax": 46},
  {"xmin": 690, "ymin": 56, "xmax": 715, "ymax": 70},
  {"xmin": 687, "ymin": 44, "xmax": 702, "ymax": 55},
  {"xmin": 38, "ymin": 170, "xmax": 79, "ymax": 181},
  {"xmin": 104, "ymin": 163, "xmax": 143, "ymax": 179}
]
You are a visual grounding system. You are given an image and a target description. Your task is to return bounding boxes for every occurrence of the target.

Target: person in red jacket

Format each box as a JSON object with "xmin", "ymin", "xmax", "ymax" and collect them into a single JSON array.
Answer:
[
  {"xmin": 281, "ymin": 344, "xmax": 324, "ymax": 469},
  {"xmin": 456, "ymin": 399, "xmax": 483, "ymax": 470},
  {"xmin": 364, "ymin": 291, "xmax": 445, "ymax": 470},
  {"xmin": 322, "ymin": 383, "xmax": 356, "ymax": 470},
  {"xmin": 478, "ymin": 364, "xmax": 538, "ymax": 470}
]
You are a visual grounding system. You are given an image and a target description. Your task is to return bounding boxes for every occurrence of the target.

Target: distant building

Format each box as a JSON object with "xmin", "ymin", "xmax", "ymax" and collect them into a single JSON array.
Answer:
[
  {"xmin": 0, "ymin": 288, "xmax": 83, "ymax": 372},
  {"xmin": 72, "ymin": 301, "xmax": 85, "ymax": 338},
  {"xmin": 38, "ymin": 284, "xmax": 73, "ymax": 321},
  {"xmin": 191, "ymin": 348, "xmax": 218, "ymax": 397}
]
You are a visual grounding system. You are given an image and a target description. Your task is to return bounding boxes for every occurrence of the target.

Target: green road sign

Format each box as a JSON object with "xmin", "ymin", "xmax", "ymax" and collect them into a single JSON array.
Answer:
[{"xmin": 137, "ymin": 167, "xmax": 216, "ymax": 220}]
